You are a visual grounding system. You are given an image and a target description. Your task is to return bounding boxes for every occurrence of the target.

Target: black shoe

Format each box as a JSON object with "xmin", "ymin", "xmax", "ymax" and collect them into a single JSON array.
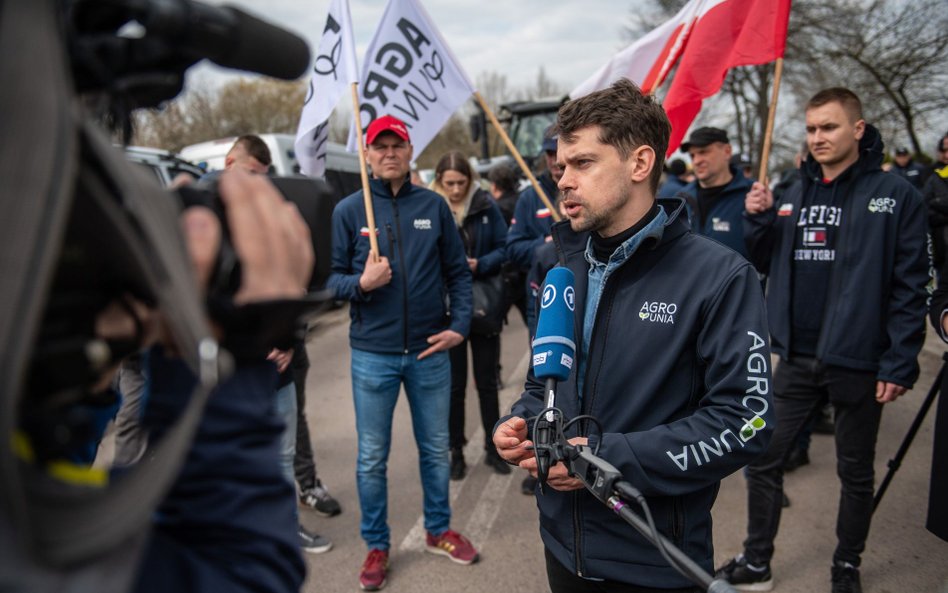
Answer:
[
  {"xmin": 450, "ymin": 449, "xmax": 467, "ymax": 481},
  {"xmin": 714, "ymin": 554, "xmax": 773, "ymax": 591},
  {"xmin": 299, "ymin": 526, "xmax": 333, "ymax": 554},
  {"xmin": 484, "ymin": 450, "xmax": 512, "ymax": 475},
  {"xmin": 831, "ymin": 561, "xmax": 862, "ymax": 593},
  {"xmin": 299, "ymin": 484, "xmax": 342, "ymax": 517},
  {"xmin": 782, "ymin": 447, "xmax": 810, "ymax": 472},
  {"xmin": 521, "ymin": 475, "xmax": 537, "ymax": 495}
]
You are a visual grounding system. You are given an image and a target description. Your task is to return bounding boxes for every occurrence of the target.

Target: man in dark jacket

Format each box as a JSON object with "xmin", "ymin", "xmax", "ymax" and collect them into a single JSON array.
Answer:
[
  {"xmin": 493, "ymin": 79, "xmax": 774, "ymax": 593},
  {"xmin": 506, "ymin": 129, "xmax": 564, "ymax": 270},
  {"xmin": 677, "ymin": 126, "xmax": 754, "ymax": 258},
  {"xmin": 719, "ymin": 88, "xmax": 930, "ymax": 593},
  {"xmin": 891, "ymin": 146, "xmax": 925, "ymax": 190},
  {"xmin": 327, "ymin": 115, "xmax": 477, "ymax": 591}
]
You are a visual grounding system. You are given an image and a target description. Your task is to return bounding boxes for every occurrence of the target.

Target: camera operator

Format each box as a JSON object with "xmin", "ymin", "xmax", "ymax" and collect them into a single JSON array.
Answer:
[
  {"xmin": 492, "ymin": 79, "xmax": 774, "ymax": 593},
  {"xmin": 1, "ymin": 1, "xmax": 324, "ymax": 592}
]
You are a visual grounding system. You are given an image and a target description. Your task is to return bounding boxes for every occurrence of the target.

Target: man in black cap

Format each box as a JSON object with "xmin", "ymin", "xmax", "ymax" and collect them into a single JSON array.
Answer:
[
  {"xmin": 677, "ymin": 126, "xmax": 753, "ymax": 259},
  {"xmin": 891, "ymin": 146, "xmax": 925, "ymax": 190}
]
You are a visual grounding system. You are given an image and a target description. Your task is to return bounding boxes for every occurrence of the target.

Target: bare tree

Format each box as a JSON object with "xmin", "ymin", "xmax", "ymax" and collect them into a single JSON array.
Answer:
[
  {"xmin": 132, "ymin": 77, "xmax": 307, "ymax": 151},
  {"xmin": 789, "ymin": 0, "xmax": 948, "ymax": 157}
]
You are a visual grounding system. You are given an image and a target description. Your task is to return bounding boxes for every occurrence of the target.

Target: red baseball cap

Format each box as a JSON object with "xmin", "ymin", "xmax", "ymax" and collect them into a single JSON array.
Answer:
[{"xmin": 365, "ymin": 115, "xmax": 411, "ymax": 145}]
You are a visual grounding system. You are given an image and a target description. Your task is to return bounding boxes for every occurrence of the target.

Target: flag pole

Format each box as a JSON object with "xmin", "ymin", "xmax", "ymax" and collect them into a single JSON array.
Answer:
[
  {"xmin": 757, "ymin": 58, "xmax": 784, "ymax": 184},
  {"xmin": 350, "ymin": 83, "xmax": 380, "ymax": 259},
  {"xmin": 474, "ymin": 92, "xmax": 561, "ymax": 222}
]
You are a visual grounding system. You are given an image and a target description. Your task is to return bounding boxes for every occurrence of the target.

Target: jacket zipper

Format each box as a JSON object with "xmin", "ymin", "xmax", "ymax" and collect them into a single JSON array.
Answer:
[
  {"xmin": 572, "ymin": 492, "xmax": 584, "ymax": 576},
  {"xmin": 671, "ymin": 496, "xmax": 684, "ymax": 544},
  {"xmin": 814, "ymin": 181, "xmax": 854, "ymax": 362},
  {"xmin": 389, "ymin": 201, "xmax": 410, "ymax": 354}
]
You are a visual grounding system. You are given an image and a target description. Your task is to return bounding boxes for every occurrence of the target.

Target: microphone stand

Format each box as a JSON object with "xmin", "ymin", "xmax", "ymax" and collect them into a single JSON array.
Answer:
[{"xmin": 557, "ymin": 441, "xmax": 737, "ymax": 593}]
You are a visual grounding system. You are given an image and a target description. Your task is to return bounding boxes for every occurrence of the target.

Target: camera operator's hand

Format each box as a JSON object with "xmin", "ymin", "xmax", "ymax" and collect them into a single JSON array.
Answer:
[
  {"xmin": 745, "ymin": 181, "xmax": 774, "ymax": 214},
  {"xmin": 218, "ymin": 169, "xmax": 314, "ymax": 304},
  {"xmin": 359, "ymin": 252, "xmax": 392, "ymax": 292},
  {"xmin": 519, "ymin": 436, "xmax": 588, "ymax": 492}
]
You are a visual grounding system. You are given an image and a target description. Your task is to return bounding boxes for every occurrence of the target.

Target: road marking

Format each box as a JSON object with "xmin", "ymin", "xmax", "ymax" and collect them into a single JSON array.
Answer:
[{"xmin": 398, "ymin": 349, "xmax": 531, "ymax": 552}]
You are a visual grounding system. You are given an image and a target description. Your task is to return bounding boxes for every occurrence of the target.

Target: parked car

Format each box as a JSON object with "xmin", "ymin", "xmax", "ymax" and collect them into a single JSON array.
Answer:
[
  {"xmin": 179, "ymin": 133, "xmax": 362, "ymax": 203},
  {"xmin": 123, "ymin": 146, "xmax": 204, "ymax": 188}
]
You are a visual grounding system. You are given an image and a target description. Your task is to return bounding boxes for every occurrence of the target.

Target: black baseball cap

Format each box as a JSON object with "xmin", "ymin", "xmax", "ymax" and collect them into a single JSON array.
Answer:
[
  {"xmin": 894, "ymin": 146, "xmax": 910, "ymax": 156},
  {"xmin": 680, "ymin": 127, "xmax": 730, "ymax": 152}
]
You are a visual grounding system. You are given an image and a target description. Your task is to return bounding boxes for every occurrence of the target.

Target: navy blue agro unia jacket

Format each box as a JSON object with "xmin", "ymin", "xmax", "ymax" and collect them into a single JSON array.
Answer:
[
  {"xmin": 744, "ymin": 124, "xmax": 930, "ymax": 386},
  {"xmin": 328, "ymin": 175, "xmax": 473, "ymax": 353},
  {"xmin": 502, "ymin": 198, "xmax": 774, "ymax": 588}
]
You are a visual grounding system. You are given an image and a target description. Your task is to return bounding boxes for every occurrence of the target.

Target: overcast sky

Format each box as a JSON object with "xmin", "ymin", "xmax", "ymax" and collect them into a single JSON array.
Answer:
[{"xmin": 198, "ymin": 0, "xmax": 648, "ymax": 94}]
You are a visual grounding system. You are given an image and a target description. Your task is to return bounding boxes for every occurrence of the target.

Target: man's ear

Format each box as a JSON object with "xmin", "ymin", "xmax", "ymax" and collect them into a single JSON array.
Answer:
[
  {"xmin": 853, "ymin": 119, "xmax": 866, "ymax": 141},
  {"xmin": 629, "ymin": 145, "xmax": 656, "ymax": 184}
]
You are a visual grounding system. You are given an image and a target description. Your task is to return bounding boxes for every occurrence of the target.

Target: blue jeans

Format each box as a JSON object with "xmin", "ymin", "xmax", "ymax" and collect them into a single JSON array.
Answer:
[
  {"xmin": 351, "ymin": 348, "xmax": 451, "ymax": 549},
  {"xmin": 274, "ymin": 382, "xmax": 298, "ymax": 486}
]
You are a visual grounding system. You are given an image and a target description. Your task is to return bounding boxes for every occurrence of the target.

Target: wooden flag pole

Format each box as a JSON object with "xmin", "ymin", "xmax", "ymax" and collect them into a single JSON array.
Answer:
[
  {"xmin": 474, "ymin": 92, "xmax": 561, "ymax": 222},
  {"xmin": 350, "ymin": 83, "xmax": 380, "ymax": 259},
  {"xmin": 757, "ymin": 58, "xmax": 784, "ymax": 184}
]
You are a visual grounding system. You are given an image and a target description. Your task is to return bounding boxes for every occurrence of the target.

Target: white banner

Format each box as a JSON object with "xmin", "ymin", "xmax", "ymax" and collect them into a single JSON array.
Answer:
[
  {"xmin": 294, "ymin": 0, "xmax": 359, "ymax": 178},
  {"xmin": 346, "ymin": 0, "xmax": 475, "ymax": 157}
]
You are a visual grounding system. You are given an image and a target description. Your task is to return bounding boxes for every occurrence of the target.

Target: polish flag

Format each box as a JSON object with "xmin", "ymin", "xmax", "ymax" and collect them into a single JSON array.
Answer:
[
  {"xmin": 571, "ymin": 0, "xmax": 703, "ymax": 99},
  {"xmin": 663, "ymin": 0, "xmax": 792, "ymax": 155}
]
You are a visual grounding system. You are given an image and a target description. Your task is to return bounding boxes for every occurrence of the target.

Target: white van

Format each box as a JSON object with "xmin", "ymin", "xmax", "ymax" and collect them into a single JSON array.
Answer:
[{"xmin": 179, "ymin": 133, "xmax": 362, "ymax": 201}]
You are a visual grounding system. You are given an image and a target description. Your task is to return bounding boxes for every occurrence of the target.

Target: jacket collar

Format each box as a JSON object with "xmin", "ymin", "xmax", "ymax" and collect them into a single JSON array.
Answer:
[
  {"xmin": 369, "ymin": 173, "xmax": 413, "ymax": 199},
  {"xmin": 551, "ymin": 197, "xmax": 690, "ymax": 266}
]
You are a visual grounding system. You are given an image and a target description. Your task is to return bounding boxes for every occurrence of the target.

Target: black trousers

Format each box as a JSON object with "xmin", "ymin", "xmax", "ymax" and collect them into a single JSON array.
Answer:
[
  {"xmin": 545, "ymin": 548, "xmax": 700, "ymax": 593},
  {"xmin": 449, "ymin": 333, "xmax": 501, "ymax": 451},
  {"xmin": 743, "ymin": 357, "xmax": 883, "ymax": 567}
]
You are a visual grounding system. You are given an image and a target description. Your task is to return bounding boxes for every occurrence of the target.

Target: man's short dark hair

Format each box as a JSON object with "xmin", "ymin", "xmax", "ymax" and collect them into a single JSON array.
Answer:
[
  {"xmin": 233, "ymin": 134, "xmax": 272, "ymax": 166},
  {"xmin": 487, "ymin": 162, "xmax": 518, "ymax": 193},
  {"xmin": 556, "ymin": 78, "xmax": 670, "ymax": 194},
  {"xmin": 806, "ymin": 87, "xmax": 863, "ymax": 123}
]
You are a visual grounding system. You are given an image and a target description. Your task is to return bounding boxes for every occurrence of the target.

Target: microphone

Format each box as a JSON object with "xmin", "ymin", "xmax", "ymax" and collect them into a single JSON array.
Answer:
[
  {"xmin": 531, "ymin": 267, "xmax": 576, "ymax": 484},
  {"xmin": 133, "ymin": 1, "xmax": 311, "ymax": 80}
]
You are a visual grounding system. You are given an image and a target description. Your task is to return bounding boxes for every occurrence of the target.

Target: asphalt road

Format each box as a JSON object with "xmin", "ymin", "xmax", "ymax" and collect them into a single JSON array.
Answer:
[{"xmin": 299, "ymin": 308, "xmax": 948, "ymax": 593}]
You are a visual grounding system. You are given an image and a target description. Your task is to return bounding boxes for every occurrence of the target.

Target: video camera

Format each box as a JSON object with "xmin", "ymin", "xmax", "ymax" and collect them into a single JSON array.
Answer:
[{"xmin": 1, "ymin": 0, "xmax": 327, "ymax": 576}]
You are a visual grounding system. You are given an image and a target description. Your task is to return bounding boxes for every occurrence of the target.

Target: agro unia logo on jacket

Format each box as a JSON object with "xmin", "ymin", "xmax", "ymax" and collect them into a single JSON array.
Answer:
[{"xmin": 638, "ymin": 301, "xmax": 677, "ymax": 324}]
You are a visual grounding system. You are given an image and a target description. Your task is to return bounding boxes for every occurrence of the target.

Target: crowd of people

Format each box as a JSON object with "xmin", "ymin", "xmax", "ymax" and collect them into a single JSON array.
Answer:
[{"xmin": 26, "ymin": 80, "xmax": 947, "ymax": 593}]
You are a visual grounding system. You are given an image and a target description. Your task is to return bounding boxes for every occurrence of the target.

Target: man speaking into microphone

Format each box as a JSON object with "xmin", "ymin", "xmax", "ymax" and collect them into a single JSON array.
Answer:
[{"xmin": 492, "ymin": 79, "xmax": 774, "ymax": 593}]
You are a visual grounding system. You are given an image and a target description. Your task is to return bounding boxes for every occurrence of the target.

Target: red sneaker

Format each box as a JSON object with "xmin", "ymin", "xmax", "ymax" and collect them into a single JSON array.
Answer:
[
  {"xmin": 359, "ymin": 549, "xmax": 389, "ymax": 591},
  {"xmin": 425, "ymin": 529, "xmax": 479, "ymax": 565}
]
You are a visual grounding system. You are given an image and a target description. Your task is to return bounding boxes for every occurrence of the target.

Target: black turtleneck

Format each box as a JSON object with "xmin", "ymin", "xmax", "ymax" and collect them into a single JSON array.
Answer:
[{"xmin": 590, "ymin": 202, "xmax": 660, "ymax": 263}]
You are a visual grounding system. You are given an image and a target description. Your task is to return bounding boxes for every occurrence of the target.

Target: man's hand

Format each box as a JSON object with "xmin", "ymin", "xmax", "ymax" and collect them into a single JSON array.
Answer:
[
  {"xmin": 876, "ymin": 380, "xmax": 907, "ymax": 403},
  {"xmin": 493, "ymin": 416, "xmax": 533, "ymax": 465},
  {"xmin": 467, "ymin": 257, "xmax": 478, "ymax": 273},
  {"xmin": 417, "ymin": 329, "xmax": 463, "ymax": 359},
  {"xmin": 218, "ymin": 169, "xmax": 314, "ymax": 304},
  {"xmin": 359, "ymin": 252, "xmax": 392, "ymax": 292},
  {"xmin": 267, "ymin": 348, "xmax": 294, "ymax": 373},
  {"xmin": 519, "ymin": 437, "xmax": 588, "ymax": 492},
  {"xmin": 745, "ymin": 181, "xmax": 774, "ymax": 214}
]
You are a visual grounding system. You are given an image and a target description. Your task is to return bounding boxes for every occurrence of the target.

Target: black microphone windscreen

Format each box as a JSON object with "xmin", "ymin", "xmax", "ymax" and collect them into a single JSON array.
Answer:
[{"xmin": 217, "ymin": 6, "xmax": 311, "ymax": 80}]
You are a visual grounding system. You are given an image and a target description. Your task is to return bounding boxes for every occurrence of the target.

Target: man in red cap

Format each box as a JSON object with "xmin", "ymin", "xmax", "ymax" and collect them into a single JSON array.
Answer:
[{"xmin": 327, "ymin": 115, "xmax": 478, "ymax": 591}]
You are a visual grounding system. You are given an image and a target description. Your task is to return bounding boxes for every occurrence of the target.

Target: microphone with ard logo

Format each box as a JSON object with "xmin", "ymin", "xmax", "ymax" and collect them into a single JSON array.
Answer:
[{"xmin": 530, "ymin": 266, "xmax": 576, "ymax": 485}]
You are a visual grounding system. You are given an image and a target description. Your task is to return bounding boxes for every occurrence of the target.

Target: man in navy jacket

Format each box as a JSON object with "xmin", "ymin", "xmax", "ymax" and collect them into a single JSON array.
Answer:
[
  {"xmin": 327, "ymin": 115, "xmax": 477, "ymax": 591},
  {"xmin": 493, "ymin": 79, "xmax": 774, "ymax": 593},
  {"xmin": 676, "ymin": 127, "xmax": 754, "ymax": 259},
  {"xmin": 718, "ymin": 88, "xmax": 930, "ymax": 593}
]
